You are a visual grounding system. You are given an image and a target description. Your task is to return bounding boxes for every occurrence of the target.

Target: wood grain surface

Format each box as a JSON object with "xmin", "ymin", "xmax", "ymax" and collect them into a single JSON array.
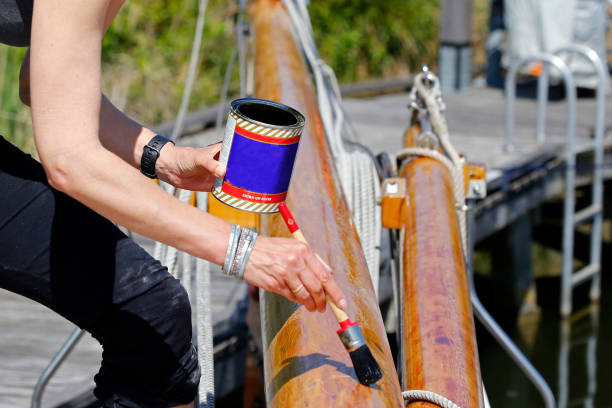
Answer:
[
  {"xmin": 399, "ymin": 140, "xmax": 484, "ymax": 406},
  {"xmin": 250, "ymin": 0, "xmax": 403, "ymax": 406}
]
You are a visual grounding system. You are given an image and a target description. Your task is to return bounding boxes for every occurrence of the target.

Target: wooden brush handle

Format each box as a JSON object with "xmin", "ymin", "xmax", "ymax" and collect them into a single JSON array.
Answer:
[{"xmin": 279, "ymin": 203, "xmax": 349, "ymax": 322}]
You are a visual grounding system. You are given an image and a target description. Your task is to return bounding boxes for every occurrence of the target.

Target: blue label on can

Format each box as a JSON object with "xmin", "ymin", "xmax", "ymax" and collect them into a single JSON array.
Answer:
[{"xmin": 225, "ymin": 130, "xmax": 300, "ymax": 195}]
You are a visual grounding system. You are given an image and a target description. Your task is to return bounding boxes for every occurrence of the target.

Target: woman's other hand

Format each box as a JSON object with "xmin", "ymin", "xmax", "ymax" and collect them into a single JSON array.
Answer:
[
  {"xmin": 156, "ymin": 142, "xmax": 226, "ymax": 192},
  {"xmin": 242, "ymin": 237, "xmax": 347, "ymax": 313}
]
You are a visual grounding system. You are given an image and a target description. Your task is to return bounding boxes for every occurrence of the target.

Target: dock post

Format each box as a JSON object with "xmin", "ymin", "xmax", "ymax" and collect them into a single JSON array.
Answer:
[
  {"xmin": 486, "ymin": 213, "xmax": 534, "ymax": 323},
  {"xmin": 439, "ymin": 0, "xmax": 473, "ymax": 92}
]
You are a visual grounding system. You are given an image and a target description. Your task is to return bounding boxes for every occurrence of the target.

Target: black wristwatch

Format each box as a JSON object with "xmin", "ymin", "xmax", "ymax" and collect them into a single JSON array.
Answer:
[{"xmin": 140, "ymin": 135, "xmax": 174, "ymax": 179}]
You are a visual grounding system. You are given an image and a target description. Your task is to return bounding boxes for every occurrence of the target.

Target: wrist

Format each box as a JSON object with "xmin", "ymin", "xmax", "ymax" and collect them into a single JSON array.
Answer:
[
  {"xmin": 139, "ymin": 134, "xmax": 175, "ymax": 179},
  {"xmin": 154, "ymin": 140, "xmax": 176, "ymax": 181}
]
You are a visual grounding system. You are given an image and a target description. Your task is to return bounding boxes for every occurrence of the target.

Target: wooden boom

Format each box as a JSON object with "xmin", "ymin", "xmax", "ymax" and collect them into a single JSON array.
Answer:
[
  {"xmin": 250, "ymin": 0, "xmax": 403, "ymax": 406},
  {"xmin": 400, "ymin": 125, "xmax": 484, "ymax": 407}
]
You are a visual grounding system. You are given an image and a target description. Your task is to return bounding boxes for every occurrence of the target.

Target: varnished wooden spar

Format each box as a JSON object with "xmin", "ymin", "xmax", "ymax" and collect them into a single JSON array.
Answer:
[
  {"xmin": 400, "ymin": 126, "xmax": 484, "ymax": 407},
  {"xmin": 250, "ymin": 0, "xmax": 403, "ymax": 406}
]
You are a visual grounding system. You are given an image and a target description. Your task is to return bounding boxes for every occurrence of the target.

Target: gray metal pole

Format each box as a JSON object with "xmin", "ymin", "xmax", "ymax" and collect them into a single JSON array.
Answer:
[
  {"xmin": 31, "ymin": 327, "xmax": 85, "ymax": 408},
  {"xmin": 536, "ymin": 67, "xmax": 549, "ymax": 143},
  {"xmin": 553, "ymin": 45, "xmax": 607, "ymax": 306},
  {"xmin": 505, "ymin": 54, "xmax": 573, "ymax": 153},
  {"xmin": 439, "ymin": 0, "xmax": 473, "ymax": 92}
]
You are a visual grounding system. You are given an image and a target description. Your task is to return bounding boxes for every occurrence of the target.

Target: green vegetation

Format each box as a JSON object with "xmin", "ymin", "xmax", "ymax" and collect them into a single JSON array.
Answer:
[
  {"xmin": 0, "ymin": 0, "xmax": 488, "ymax": 153},
  {"xmin": 310, "ymin": 0, "xmax": 439, "ymax": 82},
  {"xmin": 0, "ymin": 46, "xmax": 32, "ymax": 154}
]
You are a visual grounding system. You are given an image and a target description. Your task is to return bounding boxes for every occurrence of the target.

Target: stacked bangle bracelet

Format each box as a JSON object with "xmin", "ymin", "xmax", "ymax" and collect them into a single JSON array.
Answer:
[{"xmin": 222, "ymin": 225, "xmax": 258, "ymax": 280}]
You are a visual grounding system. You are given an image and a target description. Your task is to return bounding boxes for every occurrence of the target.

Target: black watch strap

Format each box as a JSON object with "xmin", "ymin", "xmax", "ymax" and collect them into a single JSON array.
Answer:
[{"xmin": 140, "ymin": 135, "xmax": 174, "ymax": 179}]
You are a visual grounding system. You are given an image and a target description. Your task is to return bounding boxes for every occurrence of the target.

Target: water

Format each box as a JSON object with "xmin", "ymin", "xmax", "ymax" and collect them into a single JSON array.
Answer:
[{"xmin": 477, "ymin": 274, "xmax": 612, "ymax": 407}]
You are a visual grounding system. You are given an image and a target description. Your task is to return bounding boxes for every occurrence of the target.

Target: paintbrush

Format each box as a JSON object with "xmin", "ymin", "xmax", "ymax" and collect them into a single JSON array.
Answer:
[{"xmin": 278, "ymin": 202, "xmax": 382, "ymax": 385}]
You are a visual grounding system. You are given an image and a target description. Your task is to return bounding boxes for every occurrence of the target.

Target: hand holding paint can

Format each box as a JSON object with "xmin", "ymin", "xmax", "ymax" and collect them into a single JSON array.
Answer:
[{"xmin": 212, "ymin": 98, "xmax": 305, "ymax": 213}]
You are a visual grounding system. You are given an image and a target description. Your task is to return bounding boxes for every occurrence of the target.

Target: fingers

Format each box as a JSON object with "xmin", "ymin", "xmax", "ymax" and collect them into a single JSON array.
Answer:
[
  {"xmin": 297, "ymin": 266, "xmax": 326, "ymax": 312},
  {"xmin": 259, "ymin": 273, "xmax": 316, "ymax": 312},
  {"xmin": 288, "ymin": 281, "xmax": 317, "ymax": 312},
  {"xmin": 306, "ymin": 252, "xmax": 347, "ymax": 311},
  {"xmin": 242, "ymin": 237, "xmax": 347, "ymax": 313},
  {"xmin": 198, "ymin": 145, "xmax": 225, "ymax": 178}
]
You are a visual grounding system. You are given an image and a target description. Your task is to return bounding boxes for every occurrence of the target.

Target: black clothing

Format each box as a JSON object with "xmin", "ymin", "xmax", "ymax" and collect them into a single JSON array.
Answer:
[
  {"xmin": 0, "ymin": 0, "xmax": 33, "ymax": 46},
  {"xmin": 0, "ymin": 136, "xmax": 200, "ymax": 406}
]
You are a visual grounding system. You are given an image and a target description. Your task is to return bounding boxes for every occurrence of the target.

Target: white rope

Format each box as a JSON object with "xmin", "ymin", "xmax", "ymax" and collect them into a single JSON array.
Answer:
[
  {"xmin": 397, "ymin": 73, "xmax": 468, "ymax": 258},
  {"xmin": 281, "ymin": 0, "xmax": 381, "ymax": 294},
  {"xmin": 196, "ymin": 191, "xmax": 215, "ymax": 408},
  {"xmin": 403, "ymin": 390, "xmax": 463, "ymax": 408}
]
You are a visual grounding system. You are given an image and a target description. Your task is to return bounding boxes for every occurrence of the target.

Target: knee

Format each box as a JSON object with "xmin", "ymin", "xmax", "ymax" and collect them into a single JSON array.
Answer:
[
  {"xmin": 159, "ymin": 279, "xmax": 193, "ymax": 346},
  {"xmin": 93, "ymin": 277, "xmax": 200, "ymax": 405}
]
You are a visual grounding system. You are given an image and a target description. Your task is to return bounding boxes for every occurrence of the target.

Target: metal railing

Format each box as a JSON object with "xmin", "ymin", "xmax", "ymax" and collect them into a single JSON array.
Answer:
[
  {"xmin": 467, "ymin": 200, "xmax": 556, "ymax": 408},
  {"xmin": 504, "ymin": 46, "xmax": 607, "ymax": 316},
  {"xmin": 31, "ymin": 327, "xmax": 85, "ymax": 408}
]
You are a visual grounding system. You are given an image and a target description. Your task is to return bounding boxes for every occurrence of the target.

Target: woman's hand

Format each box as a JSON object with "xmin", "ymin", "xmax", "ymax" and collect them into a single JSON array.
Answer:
[
  {"xmin": 156, "ymin": 142, "xmax": 226, "ymax": 192},
  {"xmin": 243, "ymin": 237, "xmax": 347, "ymax": 313}
]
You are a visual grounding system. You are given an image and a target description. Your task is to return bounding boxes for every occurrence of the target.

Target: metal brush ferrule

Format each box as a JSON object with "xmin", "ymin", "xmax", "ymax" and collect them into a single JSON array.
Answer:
[{"xmin": 337, "ymin": 324, "xmax": 366, "ymax": 352}]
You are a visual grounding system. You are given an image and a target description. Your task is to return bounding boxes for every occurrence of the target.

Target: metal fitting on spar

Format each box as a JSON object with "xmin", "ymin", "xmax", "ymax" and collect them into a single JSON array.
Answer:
[{"xmin": 337, "ymin": 320, "xmax": 367, "ymax": 352}]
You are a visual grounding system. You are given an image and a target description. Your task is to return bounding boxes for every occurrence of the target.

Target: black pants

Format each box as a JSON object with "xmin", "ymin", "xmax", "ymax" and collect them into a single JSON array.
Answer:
[{"xmin": 0, "ymin": 137, "xmax": 200, "ymax": 407}]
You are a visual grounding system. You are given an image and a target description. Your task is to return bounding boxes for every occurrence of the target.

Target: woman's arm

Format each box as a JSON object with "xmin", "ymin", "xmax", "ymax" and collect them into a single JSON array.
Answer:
[
  {"xmin": 20, "ymin": 50, "xmax": 224, "ymax": 192},
  {"xmin": 30, "ymin": 0, "xmax": 228, "ymax": 262},
  {"xmin": 29, "ymin": 0, "xmax": 346, "ymax": 313}
]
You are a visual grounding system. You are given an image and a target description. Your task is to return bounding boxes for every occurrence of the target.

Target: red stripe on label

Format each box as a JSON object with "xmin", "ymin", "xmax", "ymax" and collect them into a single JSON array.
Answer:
[
  {"xmin": 235, "ymin": 126, "xmax": 300, "ymax": 145},
  {"xmin": 222, "ymin": 182, "xmax": 287, "ymax": 203}
]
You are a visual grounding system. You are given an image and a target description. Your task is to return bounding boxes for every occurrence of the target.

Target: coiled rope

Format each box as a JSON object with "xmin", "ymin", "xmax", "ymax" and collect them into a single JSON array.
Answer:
[{"xmin": 402, "ymin": 390, "xmax": 462, "ymax": 408}]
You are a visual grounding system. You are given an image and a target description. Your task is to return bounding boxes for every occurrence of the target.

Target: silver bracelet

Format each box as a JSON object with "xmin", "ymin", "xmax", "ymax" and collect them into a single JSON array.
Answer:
[
  {"xmin": 222, "ymin": 225, "xmax": 241, "ymax": 276},
  {"xmin": 235, "ymin": 229, "xmax": 257, "ymax": 280},
  {"xmin": 229, "ymin": 227, "xmax": 251, "ymax": 278}
]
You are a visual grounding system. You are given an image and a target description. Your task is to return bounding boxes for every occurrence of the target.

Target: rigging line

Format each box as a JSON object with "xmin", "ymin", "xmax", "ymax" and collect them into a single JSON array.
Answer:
[
  {"xmin": 215, "ymin": 47, "xmax": 238, "ymax": 135},
  {"xmin": 237, "ymin": 0, "xmax": 248, "ymax": 96},
  {"xmin": 215, "ymin": 0, "xmax": 247, "ymax": 135},
  {"xmin": 171, "ymin": 0, "xmax": 210, "ymax": 141}
]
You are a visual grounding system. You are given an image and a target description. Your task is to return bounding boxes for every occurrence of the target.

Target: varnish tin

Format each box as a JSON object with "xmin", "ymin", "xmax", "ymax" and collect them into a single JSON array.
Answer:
[{"xmin": 212, "ymin": 98, "xmax": 305, "ymax": 213}]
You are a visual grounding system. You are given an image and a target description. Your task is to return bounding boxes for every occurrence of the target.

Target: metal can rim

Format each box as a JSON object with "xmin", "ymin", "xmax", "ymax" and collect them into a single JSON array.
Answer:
[{"xmin": 230, "ymin": 98, "xmax": 306, "ymax": 130}]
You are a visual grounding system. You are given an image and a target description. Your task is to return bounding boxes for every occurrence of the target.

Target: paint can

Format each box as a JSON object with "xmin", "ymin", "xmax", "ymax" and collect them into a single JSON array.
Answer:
[{"xmin": 212, "ymin": 98, "xmax": 305, "ymax": 213}]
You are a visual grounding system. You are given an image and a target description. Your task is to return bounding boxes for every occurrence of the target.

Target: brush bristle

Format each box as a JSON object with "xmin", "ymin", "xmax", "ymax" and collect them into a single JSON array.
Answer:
[{"xmin": 349, "ymin": 344, "xmax": 383, "ymax": 385}]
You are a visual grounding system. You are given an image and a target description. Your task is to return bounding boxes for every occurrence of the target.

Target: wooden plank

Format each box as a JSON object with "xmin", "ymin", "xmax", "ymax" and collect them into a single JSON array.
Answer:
[{"xmin": 342, "ymin": 87, "xmax": 612, "ymax": 190}]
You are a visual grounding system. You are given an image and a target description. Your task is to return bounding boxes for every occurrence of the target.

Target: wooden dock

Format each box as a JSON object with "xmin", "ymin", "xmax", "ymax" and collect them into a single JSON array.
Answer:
[
  {"xmin": 1, "ymin": 85, "xmax": 611, "ymax": 406},
  {"xmin": 343, "ymin": 86, "xmax": 612, "ymax": 241}
]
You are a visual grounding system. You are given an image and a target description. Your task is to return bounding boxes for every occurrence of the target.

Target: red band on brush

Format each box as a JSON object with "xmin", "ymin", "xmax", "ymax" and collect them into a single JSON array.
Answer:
[
  {"xmin": 278, "ymin": 202, "xmax": 299, "ymax": 233},
  {"xmin": 337, "ymin": 318, "xmax": 359, "ymax": 333}
]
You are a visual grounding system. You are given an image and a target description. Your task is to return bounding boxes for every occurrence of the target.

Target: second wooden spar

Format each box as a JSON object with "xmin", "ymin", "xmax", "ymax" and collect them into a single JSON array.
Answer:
[{"xmin": 399, "ymin": 124, "xmax": 484, "ymax": 407}]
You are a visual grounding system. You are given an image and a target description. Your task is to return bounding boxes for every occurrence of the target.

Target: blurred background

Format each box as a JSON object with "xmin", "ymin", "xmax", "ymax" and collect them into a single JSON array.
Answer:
[{"xmin": 2, "ymin": 1, "xmax": 612, "ymax": 407}]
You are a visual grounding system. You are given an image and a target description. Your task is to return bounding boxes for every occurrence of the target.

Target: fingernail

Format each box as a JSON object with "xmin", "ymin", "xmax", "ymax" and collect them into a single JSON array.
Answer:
[
  {"xmin": 315, "ymin": 253, "xmax": 332, "ymax": 272},
  {"xmin": 338, "ymin": 298, "xmax": 347, "ymax": 309},
  {"xmin": 215, "ymin": 164, "xmax": 226, "ymax": 177}
]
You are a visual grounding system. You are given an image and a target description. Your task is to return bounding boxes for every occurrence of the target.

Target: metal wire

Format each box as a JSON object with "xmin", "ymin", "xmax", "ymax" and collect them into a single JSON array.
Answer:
[{"xmin": 171, "ymin": 0, "xmax": 210, "ymax": 141}]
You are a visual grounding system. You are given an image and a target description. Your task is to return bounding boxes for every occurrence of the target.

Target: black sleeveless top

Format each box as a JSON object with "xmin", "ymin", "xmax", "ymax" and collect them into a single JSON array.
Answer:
[{"xmin": 0, "ymin": 0, "xmax": 33, "ymax": 46}]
